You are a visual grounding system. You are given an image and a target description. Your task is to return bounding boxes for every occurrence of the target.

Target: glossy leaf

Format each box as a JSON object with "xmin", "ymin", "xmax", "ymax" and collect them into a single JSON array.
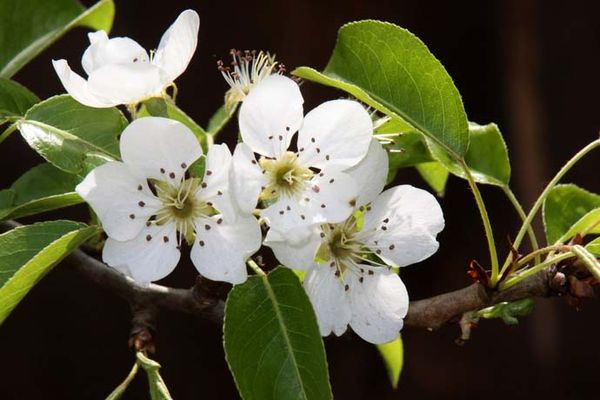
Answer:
[
  {"xmin": 376, "ymin": 337, "xmax": 404, "ymax": 389},
  {"xmin": 585, "ymin": 237, "xmax": 600, "ymax": 257},
  {"xmin": 0, "ymin": 163, "xmax": 82, "ymax": 221},
  {"xmin": 558, "ymin": 208, "xmax": 600, "ymax": 244},
  {"xmin": 106, "ymin": 361, "xmax": 139, "ymax": 400},
  {"xmin": 0, "ymin": 0, "xmax": 115, "ymax": 78},
  {"xmin": 416, "ymin": 162, "xmax": 449, "ymax": 196},
  {"xmin": 18, "ymin": 95, "xmax": 127, "ymax": 175},
  {"xmin": 293, "ymin": 20, "xmax": 469, "ymax": 158},
  {"xmin": 543, "ymin": 184, "xmax": 600, "ymax": 244},
  {"xmin": 0, "ymin": 220, "xmax": 98, "ymax": 325},
  {"xmin": 224, "ymin": 267, "xmax": 332, "ymax": 400},
  {"xmin": 0, "ymin": 78, "xmax": 39, "ymax": 120}
]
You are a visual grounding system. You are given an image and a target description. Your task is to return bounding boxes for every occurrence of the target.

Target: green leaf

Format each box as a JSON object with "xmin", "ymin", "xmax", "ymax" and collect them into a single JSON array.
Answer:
[
  {"xmin": 585, "ymin": 237, "xmax": 600, "ymax": 257},
  {"xmin": 136, "ymin": 352, "xmax": 173, "ymax": 400},
  {"xmin": 0, "ymin": 220, "xmax": 98, "ymax": 325},
  {"xmin": 0, "ymin": 0, "xmax": 115, "ymax": 78},
  {"xmin": 543, "ymin": 184, "xmax": 600, "ymax": 244},
  {"xmin": 415, "ymin": 162, "xmax": 449, "ymax": 196},
  {"xmin": 0, "ymin": 163, "xmax": 82, "ymax": 221},
  {"xmin": 376, "ymin": 337, "xmax": 404, "ymax": 389},
  {"xmin": 139, "ymin": 99, "xmax": 207, "ymax": 147},
  {"xmin": 293, "ymin": 20, "xmax": 469, "ymax": 158},
  {"xmin": 18, "ymin": 95, "xmax": 127, "ymax": 175},
  {"xmin": 206, "ymin": 104, "xmax": 234, "ymax": 137},
  {"xmin": 0, "ymin": 78, "xmax": 39, "ymax": 119},
  {"xmin": 557, "ymin": 208, "xmax": 600, "ymax": 244},
  {"xmin": 224, "ymin": 267, "xmax": 332, "ymax": 400}
]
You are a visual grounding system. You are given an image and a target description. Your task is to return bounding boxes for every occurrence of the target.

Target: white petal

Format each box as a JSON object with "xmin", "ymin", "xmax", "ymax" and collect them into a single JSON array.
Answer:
[
  {"xmin": 231, "ymin": 143, "xmax": 267, "ymax": 214},
  {"xmin": 264, "ymin": 226, "xmax": 321, "ymax": 271},
  {"xmin": 87, "ymin": 63, "xmax": 166, "ymax": 105},
  {"xmin": 190, "ymin": 215, "xmax": 262, "ymax": 284},
  {"xmin": 52, "ymin": 59, "xmax": 115, "ymax": 107},
  {"xmin": 120, "ymin": 117, "xmax": 202, "ymax": 181},
  {"xmin": 239, "ymin": 75, "xmax": 303, "ymax": 158},
  {"xmin": 360, "ymin": 185, "xmax": 444, "ymax": 267},
  {"xmin": 346, "ymin": 267, "xmax": 408, "ymax": 344},
  {"xmin": 75, "ymin": 162, "xmax": 161, "ymax": 241},
  {"xmin": 345, "ymin": 139, "xmax": 388, "ymax": 207},
  {"xmin": 196, "ymin": 144, "xmax": 236, "ymax": 222},
  {"xmin": 103, "ymin": 222, "xmax": 180, "ymax": 283},
  {"xmin": 297, "ymin": 99, "xmax": 372, "ymax": 169},
  {"xmin": 153, "ymin": 9, "xmax": 200, "ymax": 83},
  {"xmin": 261, "ymin": 169, "xmax": 357, "ymax": 232},
  {"xmin": 304, "ymin": 266, "xmax": 351, "ymax": 337},
  {"xmin": 82, "ymin": 35, "xmax": 149, "ymax": 75}
]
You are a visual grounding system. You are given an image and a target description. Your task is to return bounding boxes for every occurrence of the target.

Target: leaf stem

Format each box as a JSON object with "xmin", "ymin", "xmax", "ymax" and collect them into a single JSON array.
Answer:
[
  {"xmin": 513, "ymin": 244, "xmax": 571, "ymax": 270},
  {"xmin": 502, "ymin": 186, "xmax": 540, "ymax": 268},
  {"xmin": 571, "ymin": 245, "xmax": 600, "ymax": 282},
  {"xmin": 247, "ymin": 259, "xmax": 266, "ymax": 277},
  {"xmin": 0, "ymin": 123, "xmax": 18, "ymax": 145},
  {"xmin": 501, "ymin": 139, "xmax": 600, "ymax": 273},
  {"xmin": 459, "ymin": 160, "xmax": 499, "ymax": 285},
  {"xmin": 499, "ymin": 252, "xmax": 575, "ymax": 290}
]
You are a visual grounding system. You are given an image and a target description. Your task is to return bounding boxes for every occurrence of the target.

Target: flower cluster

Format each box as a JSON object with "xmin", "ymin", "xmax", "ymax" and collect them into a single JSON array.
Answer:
[{"xmin": 59, "ymin": 9, "xmax": 445, "ymax": 344}]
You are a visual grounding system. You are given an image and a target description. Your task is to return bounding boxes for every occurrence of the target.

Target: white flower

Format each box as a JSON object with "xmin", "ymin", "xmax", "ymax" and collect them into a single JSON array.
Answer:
[
  {"xmin": 76, "ymin": 117, "xmax": 261, "ymax": 284},
  {"xmin": 236, "ymin": 74, "xmax": 373, "ymax": 233},
  {"xmin": 266, "ymin": 142, "xmax": 445, "ymax": 343},
  {"xmin": 52, "ymin": 10, "xmax": 200, "ymax": 108},
  {"xmin": 218, "ymin": 49, "xmax": 280, "ymax": 112}
]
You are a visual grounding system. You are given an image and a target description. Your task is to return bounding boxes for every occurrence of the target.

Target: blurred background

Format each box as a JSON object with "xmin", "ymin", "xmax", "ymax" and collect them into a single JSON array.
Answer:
[{"xmin": 0, "ymin": 0, "xmax": 599, "ymax": 398}]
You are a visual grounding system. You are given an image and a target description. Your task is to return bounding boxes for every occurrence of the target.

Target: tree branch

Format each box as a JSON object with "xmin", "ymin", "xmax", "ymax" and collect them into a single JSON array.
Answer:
[{"xmin": 0, "ymin": 220, "xmax": 587, "ymax": 332}]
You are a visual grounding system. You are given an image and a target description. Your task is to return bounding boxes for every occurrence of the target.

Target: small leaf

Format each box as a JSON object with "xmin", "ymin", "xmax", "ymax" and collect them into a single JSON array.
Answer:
[
  {"xmin": 558, "ymin": 208, "xmax": 600, "ymax": 244},
  {"xmin": 376, "ymin": 337, "xmax": 404, "ymax": 389},
  {"xmin": 416, "ymin": 162, "xmax": 449, "ymax": 196},
  {"xmin": 224, "ymin": 267, "xmax": 332, "ymax": 400},
  {"xmin": 475, "ymin": 299, "xmax": 534, "ymax": 325},
  {"xmin": 0, "ymin": 220, "xmax": 99, "ymax": 325},
  {"xmin": 0, "ymin": 163, "xmax": 83, "ymax": 221},
  {"xmin": 293, "ymin": 20, "xmax": 469, "ymax": 158},
  {"xmin": 136, "ymin": 352, "xmax": 173, "ymax": 400},
  {"xmin": 139, "ymin": 100, "xmax": 207, "ymax": 147},
  {"xmin": 585, "ymin": 237, "xmax": 600, "ymax": 257},
  {"xmin": 0, "ymin": 0, "xmax": 115, "ymax": 78},
  {"xmin": 0, "ymin": 78, "xmax": 39, "ymax": 120},
  {"xmin": 543, "ymin": 184, "xmax": 600, "ymax": 244},
  {"xmin": 18, "ymin": 95, "xmax": 127, "ymax": 175}
]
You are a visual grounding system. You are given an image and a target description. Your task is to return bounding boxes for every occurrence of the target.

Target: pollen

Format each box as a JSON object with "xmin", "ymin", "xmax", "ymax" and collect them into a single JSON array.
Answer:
[{"xmin": 259, "ymin": 151, "xmax": 313, "ymax": 201}]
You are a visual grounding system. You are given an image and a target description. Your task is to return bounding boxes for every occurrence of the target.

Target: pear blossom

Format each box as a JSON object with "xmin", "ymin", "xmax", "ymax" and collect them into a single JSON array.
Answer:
[
  {"xmin": 266, "ymin": 141, "xmax": 445, "ymax": 343},
  {"xmin": 76, "ymin": 117, "xmax": 261, "ymax": 284},
  {"xmin": 53, "ymin": 10, "xmax": 199, "ymax": 108},
  {"xmin": 218, "ymin": 49, "xmax": 280, "ymax": 112},
  {"xmin": 236, "ymin": 74, "xmax": 373, "ymax": 233}
]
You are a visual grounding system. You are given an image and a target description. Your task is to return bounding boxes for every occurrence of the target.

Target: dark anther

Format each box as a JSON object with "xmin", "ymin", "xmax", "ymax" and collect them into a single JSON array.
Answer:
[
  {"xmin": 389, "ymin": 244, "xmax": 395, "ymax": 250},
  {"xmin": 201, "ymin": 182, "xmax": 207, "ymax": 188},
  {"xmin": 204, "ymin": 224, "xmax": 211, "ymax": 230},
  {"xmin": 129, "ymin": 214, "xmax": 135, "ymax": 219},
  {"xmin": 199, "ymin": 240, "xmax": 205, "ymax": 247},
  {"xmin": 160, "ymin": 168, "xmax": 165, "ymax": 174},
  {"xmin": 181, "ymin": 162, "xmax": 187, "ymax": 169},
  {"xmin": 321, "ymin": 204, "xmax": 326, "ymax": 208},
  {"xmin": 138, "ymin": 201, "xmax": 145, "ymax": 207},
  {"xmin": 169, "ymin": 172, "xmax": 176, "ymax": 179},
  {"xmin": 163, "ymin": 236, "xmax": 169, "ymax": 243},
  {"xmin": 217, "ymin": 218, "xmax": 223, "ymax": 224},
  {"xmin": 206, "ymin": 170, "xmax": 213, "ymax": 176},
  {"xmin": 146, "ymin": 235, "xmax": 152, "ymax": 241},
  {"xmin": 344, "ymin": 284, "xmax": 349, "ymax": 291},
  {"xmin": 137, "ymin": 184, "xmax": 143, "ymax": 191}
]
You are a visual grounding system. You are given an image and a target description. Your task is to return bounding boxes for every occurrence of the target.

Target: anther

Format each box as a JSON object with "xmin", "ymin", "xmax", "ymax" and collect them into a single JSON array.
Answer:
[
  {"xmin": 138, "ymin": 201, "xmax": 145, "ymax": 207},
  {"xmin": 389, "ymin": 244, "xmax": 395, "ymax": 250},
  {"xmin": 329, "ymin": 179, "xmax": 334, "ymax": 184},
  {"xmin": 199, "ymin": 240, "xmax": 205, "ymax": 247},
  {"xmin": 206, "ymin": 170, "xmax": 213, "ymax": 176},
  {"xmin": 217, "ymin": 191, "xmax": 223, "ymax": 196},
  {"xmin": 129, "ymin": 214, "xmax": 135, "ymax": 219},
  {"xmin": 160, "ymin": 168, "xmax": 165, "ymax": 174},
  {"xmin": 204, "ymin": 224, "xmax": 211, "ymax": 230},
  {"xmin": 368, "ymin": 270, "xmax": 374, "ymax": 275},
  {"xmin": 320, "ymin": 204, "xmax": 326, "ymax": 208},
  {"xmin": 163, "ymin": 236, "xmax": 169, "ymax": 243},
  {"xmin": 137, "ymin": 184, "xmax": 143, "ymax": 191},
  {"xmin": 344, "ymin": 284, "xmax": 349, "ymax": 291},
  {"xmin": 181, "ymin": 163, "xmax": 187, "ymax": 169},
  {"xmin": 169, "ymin": 172, "xmax": 175, "ymax": 179},
  {"xmin": 217, "ymin": 218, "xmax": 223, "ymax": 224},
  {"xmin": 146, "ymin": 234, "xmax": 152, "ymax": 241},
  {"xmin": 201, "ymin": 182, "xmax": 207, "ymax": 188}
]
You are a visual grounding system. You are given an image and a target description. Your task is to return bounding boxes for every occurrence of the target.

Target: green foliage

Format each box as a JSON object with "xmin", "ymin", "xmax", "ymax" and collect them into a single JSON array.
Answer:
[
  {"xmin": 224, "ymin": 267, "xmax": 332, "ymax": 400},
  {"xmin": 0, "ymin": 220, "xmax": 98, "ymax": 325},
  {"xmin": 543, "ymin": 184, "xmax": 600, "ymax": 244},
  {"xmin": 0, "ymin": 0, "xmax": 115, "ymax": 78},
  {"xmin": 415, "ymin": 162, "xmax": 449, "ymax": 196},
  {"xmin": 475, "ymin": 299, "xmax": 535, "ymax": 325},
  {"xmin": 376, "ymin": 337, "xmax": 404, "ymax": 389},
  {"xmin": 0, "ymin": 78, "xmax": 39, "ymax": 120},
  {"xmin": 0, "ymin": 163, "xmax": 82, "ymax": 221},
  {"xmin": 206, "ymin": 104, "xmax": 234, "ymax": 137},
  {"xmin": 18, "ymin": 95, "xmax": 127, "ymax": 175},
  {"xmin": 293, "ymin": 20, "xmax": 469, "ymax": 158},
  {"xmin": 585, "ymin": 237, "xmax": 600, "ymax": 257}
]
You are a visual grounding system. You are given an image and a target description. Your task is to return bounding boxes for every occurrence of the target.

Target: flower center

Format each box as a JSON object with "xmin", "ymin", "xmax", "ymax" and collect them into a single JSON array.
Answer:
[
  {"xmin": 259, "ymin": 152, "xmax": 313, "ymax": 201},
  {"xmin": 316, "ymin": 219, "xmax": 364, "ymax": 274},
  {"xmin": 153, "ymin": 178, "xmax": 213, "ymax": 243},
  {"xmin": 217, "ymin": 49, "xmax": 282, "ymax": 111}
]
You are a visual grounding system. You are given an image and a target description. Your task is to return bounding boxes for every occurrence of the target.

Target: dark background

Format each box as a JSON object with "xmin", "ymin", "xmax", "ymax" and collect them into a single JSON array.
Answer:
[{"xmin": 1, "ymin": 0, "xmax": 599, "ymax": 399}]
